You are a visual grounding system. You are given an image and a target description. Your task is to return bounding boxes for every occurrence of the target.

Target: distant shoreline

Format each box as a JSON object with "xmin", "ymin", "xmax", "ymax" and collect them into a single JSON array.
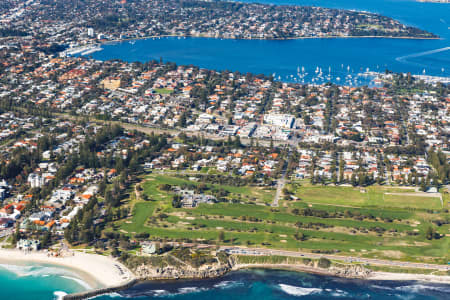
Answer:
[
  {"xmin": 101, "ymin": 34, "xmax": 440, "ymax": 45},
  {"xmin": 417, "ymin": 0, "xmax": 449, "ymax": 3}
]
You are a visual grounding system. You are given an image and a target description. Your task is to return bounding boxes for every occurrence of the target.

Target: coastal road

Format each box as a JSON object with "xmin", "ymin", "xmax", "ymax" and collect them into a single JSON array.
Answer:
[
  {"xmin": 221, "ymin": 246, "xmax": 450, "ymax": 271},
  {"xmin": 156, "ymin": 241, "xmax": 450, "ymax": 271}
]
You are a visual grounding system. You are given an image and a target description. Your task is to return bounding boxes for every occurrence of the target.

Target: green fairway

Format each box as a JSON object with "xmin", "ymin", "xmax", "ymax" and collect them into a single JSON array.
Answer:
[{"xmin": 114, "ymin": 175, "xmax": 449, "ymax": 265}]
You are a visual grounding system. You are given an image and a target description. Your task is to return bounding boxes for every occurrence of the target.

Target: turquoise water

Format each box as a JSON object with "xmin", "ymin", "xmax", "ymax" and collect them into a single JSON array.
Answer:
[
  {"xmin": 93, "ymin": 269, "xmax": 450, "ymax": 300},
  {"xmin": 0, "ymin": 262, "xmax": 92, "ymax": 300},
  {"xmin": 86, "ymin": 0, "xmax": 450, "ymax": 84}
]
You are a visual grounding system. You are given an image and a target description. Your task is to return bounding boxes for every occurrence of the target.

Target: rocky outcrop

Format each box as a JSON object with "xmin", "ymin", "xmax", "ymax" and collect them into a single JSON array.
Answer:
[
  {"xmin": 330, "ymin": 264, "xmax": 372, "ymax": 278},
  {"xmin": 133, "ymin": 259, "xmax": 235, "ymax": 281},
  {"xmin": 132, "ymin": 256, "xmax": 371, "ymax": 281}
]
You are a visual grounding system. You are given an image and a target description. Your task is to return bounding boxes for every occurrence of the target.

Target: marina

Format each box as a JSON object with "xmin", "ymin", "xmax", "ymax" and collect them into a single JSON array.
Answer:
[{"xmin": 61, "ymin": 45, "xmax": 103, "ymax": 57}]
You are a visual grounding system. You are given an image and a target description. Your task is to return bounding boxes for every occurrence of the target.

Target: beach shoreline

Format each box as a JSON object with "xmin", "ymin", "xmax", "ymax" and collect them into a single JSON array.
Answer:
[
  {"xmin": 1, "ymin": 249, "xmax": 449, "ymax": 286},
  {"xmin": 0, "ymin": 249, "xmax": 134, "ymax": 289},
  {"xmin": 0, "ymin": 249, "xmax": 449, "ymax": 299},
  {"xmin": 99, "ymin": 33, "xmax": 440, "ymax": 46}
]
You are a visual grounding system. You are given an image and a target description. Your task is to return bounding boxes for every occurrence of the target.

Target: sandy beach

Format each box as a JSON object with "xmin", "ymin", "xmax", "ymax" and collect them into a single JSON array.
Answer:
[
  {"xmin": 0, "ymin": 248, "xmax": 134, "ymax": 288},
  {"xmin": 367, "ymin": 272, "xmax": 450, "ymax": 284}
]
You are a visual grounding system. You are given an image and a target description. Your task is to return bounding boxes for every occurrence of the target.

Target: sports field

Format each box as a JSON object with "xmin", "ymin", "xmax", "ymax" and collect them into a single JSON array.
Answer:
[{"xmin": 289, "ymin": 183, "xmax": 442, "ymax": 210}]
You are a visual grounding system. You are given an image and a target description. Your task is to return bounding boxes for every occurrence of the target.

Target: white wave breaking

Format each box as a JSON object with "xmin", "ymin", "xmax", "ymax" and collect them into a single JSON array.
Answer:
[
  {"xmin": 103, "ymin": 292, "xmax": 123, "ymax": 298},
  {"xmin": 279, "ymin": 284, "xmax": 322, "ymax": 296},
  {"xmin": 53, "ymin": 291, "xmax": 67, "ymax": 300},
  {"xmin": 178, "ymin": 286, "xmax": 209, "ymax": 294},
  {"xmin": 326, "ymin": 288, "xmax": 348, "ymax": 297},
  {"xmin": 0, "ymin": 263, "xmax": 70, "ymax": 278},
  {"xmin": 394, "ymin": 284, "xmax": 450, "ymax": 294},
  {"xmin": 0, "ymin": 263, "xmax": 92, "ymax": 291},
  {"xmin": 151, "ymin": 289, "xmax": 169, "ymax": 296},
  {"xmin": 213, "ymin": 280, "xmax": 244, "ymax": 289},
  {"xmin": 60, "ymin": 275, "xmax": 92, "ymax": 290}
]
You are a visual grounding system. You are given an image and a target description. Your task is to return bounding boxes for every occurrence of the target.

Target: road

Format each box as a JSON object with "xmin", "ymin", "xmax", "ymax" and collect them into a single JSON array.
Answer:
[
  {"xmin": 154, "ymin": 241, "xmax": 449, "ymax": 271},
  {"xmin": 272, "ymin": 146, "xmax": 293, "ymax": 207},
  {"xmin": 55, "ymin": 112, "xmax": 300, "ymax": 148},
  {"xmin": 0, "ymin": 228, "xmax": 13, "ymax": 239},
  {"xmin": 0, "ymin": 228, "xmax": 13, "ymax": 248},
  {"xmin": 220, "ymin": 246, "xmax": 450, "ymax": 271}
]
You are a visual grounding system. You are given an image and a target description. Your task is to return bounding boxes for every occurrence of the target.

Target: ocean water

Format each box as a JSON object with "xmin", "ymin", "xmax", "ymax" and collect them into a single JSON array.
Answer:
[
  {"xmin": 0, "ymin": 262, "xmax": 92, "ymax": 300},
  {"xmin": 0, "ymin": 263, "xmax": 449, "ymax": 299},
  {"xmin": 92, "ymin": 269, "xmax": 450, "ymax": 300},
  {"xmin": 86, "ymin": 0, "xmax": 450, "ymax": 84}
]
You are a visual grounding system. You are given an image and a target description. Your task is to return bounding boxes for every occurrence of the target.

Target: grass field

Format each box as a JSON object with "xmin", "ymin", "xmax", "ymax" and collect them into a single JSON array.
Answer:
[
  {"xmin": 154, "ymin": 88, "xmax": 173, "ymax": 94},
  {"xmin": 381, "ymin": 194, "xmax": 441, "ymax": 210},
  {"xmin": 290, "ymin": 183, "xmax": 442, "ymax": 210},
  {"xmin": 113, "ymin": 175, "xmax": 449, "ymax": 265}
]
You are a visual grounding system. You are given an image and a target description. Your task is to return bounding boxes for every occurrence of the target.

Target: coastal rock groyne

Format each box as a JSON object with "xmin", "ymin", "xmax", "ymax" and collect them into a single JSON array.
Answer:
[{"xmin": 62, "ymin": 279, "xmax": 138, "ymax": 300}]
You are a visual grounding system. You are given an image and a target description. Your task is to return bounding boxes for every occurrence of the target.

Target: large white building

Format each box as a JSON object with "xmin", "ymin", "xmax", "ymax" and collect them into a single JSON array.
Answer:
[
  {"xmin": 27, "ymin": 173, "xmax": 44, "ymax": 188},
  {"xmin": 87, "ymin": 27, "xmax": 94, "ymax": 37},
  {"xmin": 263, "ymin": 114, "xmax": 295, "ymax": 129}
]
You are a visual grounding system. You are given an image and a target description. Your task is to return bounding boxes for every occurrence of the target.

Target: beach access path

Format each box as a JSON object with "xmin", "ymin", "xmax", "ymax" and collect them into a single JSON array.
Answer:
[{"xmin": 0, "ymin": 248, "xmax": 135, "ymax": 288}]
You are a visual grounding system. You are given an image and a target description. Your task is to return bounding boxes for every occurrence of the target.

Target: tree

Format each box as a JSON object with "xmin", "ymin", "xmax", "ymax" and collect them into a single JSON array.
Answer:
[
  {"xmin": 41, "ymin": 231, "xmax": 52, "ymax": 248},
  {"xmin": 112, "ymin": 247, "xmax": 121, "ymax": 257},
  {"xmin": 11, "ymin": 226, "xmax": 21, "ymax": 245},
  {"xmin": 104, "ymin": 190, "xmax": 113, "ymax": 206},
  {"xmin": 172, "ymin": 194, "xmax": 182, "ymax": 208},
  {"xmin": 294, "ymin": 231, "xmax": 306, "ymax": 241},
  {"xmin": 351, "ymin": 173, "xmax": 358, "ymax": 187},
  {"xmin": 425, "ymin": 226, "xmax": 436, "ymax": 240},
  {"xmin": 178, "ymin": 112, "xmax": 187, "ymax": 127},
  {"xmin": 420, "ymin": 179, "xmax": 428, "ymax": 192},
  {"xmin": 318, "ymin": 257, "xmax": 331, "ymax": 268},
  {"xmin": 218, "ymin": 231, "xmax": 225, "ymax": 242},
  {"xmin": 339, "ymin": 158, "xmax": 345, "ymax": 183}
]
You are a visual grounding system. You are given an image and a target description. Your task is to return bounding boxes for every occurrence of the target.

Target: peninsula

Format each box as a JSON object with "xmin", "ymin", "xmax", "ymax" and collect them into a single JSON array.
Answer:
[
  {"xmin": 417, "ymin": 0, "xmax": 449, "ymax": 3},
  {"xmin": 0, "ymin": 0, "xmax": 438, "ymax": 43},
  {"xmin": 0, "ymin": 0, "xmax": 449, "ymax": 299}
]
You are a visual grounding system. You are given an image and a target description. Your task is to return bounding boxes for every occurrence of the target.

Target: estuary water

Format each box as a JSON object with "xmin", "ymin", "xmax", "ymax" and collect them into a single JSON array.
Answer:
[
  {"xmin": 86, "ymin": 0, "xmax": 450, "ymax": 85},
  {"xmin": 0, "ymin": 262, "xmax": 92, "ymax": 300},
  {"xmin": 93, "ymin": 269, "xmax": 450, "ymax": 300}
]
